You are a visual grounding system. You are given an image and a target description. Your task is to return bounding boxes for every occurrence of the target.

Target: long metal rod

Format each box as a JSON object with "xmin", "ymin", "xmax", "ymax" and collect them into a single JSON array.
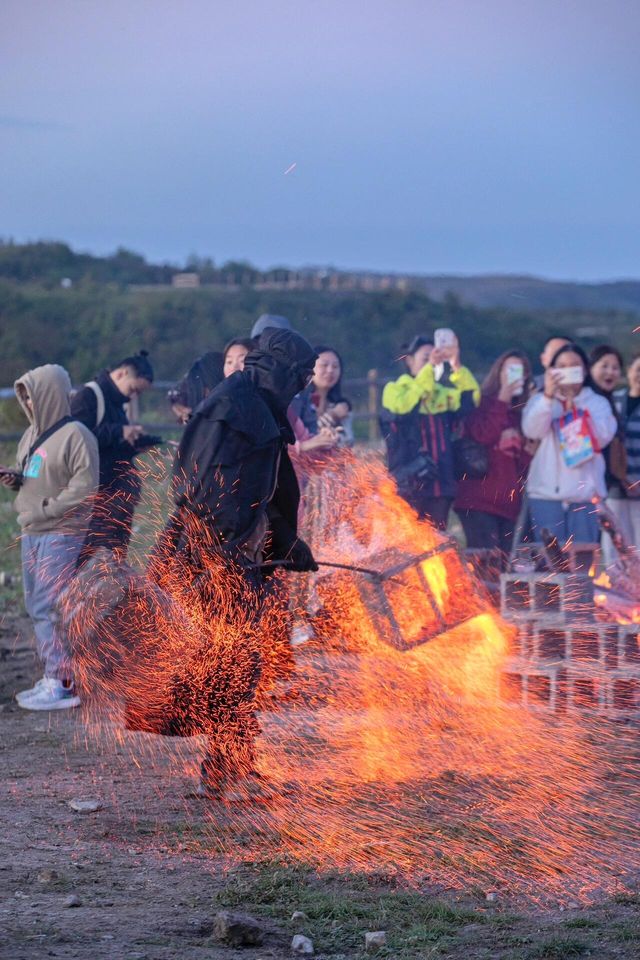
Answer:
[
  {"xmin": 251, "ymin": 559, "xmax": 387, "ymax": 579},
  {"xmin": 251, "ymin": 542, "xmax": 455, "ymax": 582}
]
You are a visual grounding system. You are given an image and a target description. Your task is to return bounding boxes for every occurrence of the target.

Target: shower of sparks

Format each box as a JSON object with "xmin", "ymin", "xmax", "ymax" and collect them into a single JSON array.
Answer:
[{"xmin": 59, "ymin": 446, "xmax": 640, "ymax": 905}]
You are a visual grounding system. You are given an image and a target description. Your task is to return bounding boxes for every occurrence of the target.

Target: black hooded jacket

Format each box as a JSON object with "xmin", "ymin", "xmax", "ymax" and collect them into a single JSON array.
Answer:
[{"xmin": 171, "ymin": 329, "xmax": 317, "ymax": 560}]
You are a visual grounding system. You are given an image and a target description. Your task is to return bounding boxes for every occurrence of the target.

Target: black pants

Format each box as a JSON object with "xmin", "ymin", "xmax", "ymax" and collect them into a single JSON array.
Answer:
[
  {"xmin": 403, "ymin": 493, "xmax": 452, "ymax": 531},
  {"xmin": 83, "ymin": 469, "xmax": 142, "ymax": 560},
  {"xmin": 459, "ymin": 509, "xmax": 515, "ymax": 553}
]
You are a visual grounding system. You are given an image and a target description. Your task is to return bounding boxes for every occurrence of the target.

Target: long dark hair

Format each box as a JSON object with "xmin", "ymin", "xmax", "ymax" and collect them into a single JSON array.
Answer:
[
  {"xmin": 549, "ymin": 342, "xmax": 593, "ymax": 389},
  {"xmin": 481, "ymin": 350, "xmax": 533, "ymax": 405},
  {"xmin": 312, "ymin": 344, "xmax": 347, "ymax": 404}
]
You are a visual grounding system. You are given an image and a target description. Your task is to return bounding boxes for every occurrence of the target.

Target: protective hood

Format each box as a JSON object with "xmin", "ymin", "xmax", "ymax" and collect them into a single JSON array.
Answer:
[
  {"xmin": 14, "ymin": 364, "xmax": 72, "ymax": 436},
  {"xmin": 244, "ymin": 329, "xmax": 317, "ymax": 411},
  {"xmin": 250, "ymin": 313, "xmax": 292, "ymax": 339}
]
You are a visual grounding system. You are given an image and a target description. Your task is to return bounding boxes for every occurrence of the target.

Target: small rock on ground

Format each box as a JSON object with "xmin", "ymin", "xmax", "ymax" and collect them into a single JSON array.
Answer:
[
  {"xmin": 291, "ymin": 911, "xmax": 308, "ymax": 922},
  {"xmin": 213, "ymin": 910, "xmax": 265, "ymax": 947},
  {"xmin": 63, "ymin": 894, "xmax": 82, "ymax": 908},
  {"xmin": 291, "ymin": 934, "xmax": 314, "ymax": 954},
  {"xmin": 365, "ymin": 931, "xmax": 387, "ymax": 952},
  {"xmin": 68, "ymin": 798, "xmax": 103, "ymax": 813}
]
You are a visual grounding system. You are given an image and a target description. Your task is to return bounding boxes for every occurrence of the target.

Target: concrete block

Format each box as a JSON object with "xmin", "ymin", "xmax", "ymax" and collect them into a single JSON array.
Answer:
[
  {"xmin": 618, "ymin": 629, "xmax": 640, "ymax": 667},
  {"xmin": 536, "ymin": 626, "xmax": 568, "ymax": 662},
  {"xmin": 611, "ymin": 677, "xmax": 640, "ymax": 712}
]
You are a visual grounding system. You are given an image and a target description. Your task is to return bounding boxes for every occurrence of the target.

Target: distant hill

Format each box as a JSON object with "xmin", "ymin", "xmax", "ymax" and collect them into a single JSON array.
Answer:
[
  {"xmin": 1, "ymin": 240, "xmax": 639, "ymax": 315},
  {"xmin": 413, "ymin": 274, "xmax": 640, "ymax": 314},
  {"xmin": 1, "ymin": 240, "xmax": 639, "ymax": 399}
]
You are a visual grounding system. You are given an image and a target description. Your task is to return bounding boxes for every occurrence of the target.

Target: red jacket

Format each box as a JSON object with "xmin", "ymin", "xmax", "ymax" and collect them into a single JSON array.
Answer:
[{"xmin": 454, "ymin": 395, "xmax": 531, "ymax": 521}]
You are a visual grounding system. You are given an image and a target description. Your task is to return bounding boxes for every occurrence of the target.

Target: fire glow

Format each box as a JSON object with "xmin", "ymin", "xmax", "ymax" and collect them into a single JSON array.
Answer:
[{"xmin": 63, "ymin": 449, "xmax": 640, "ymax": 903}]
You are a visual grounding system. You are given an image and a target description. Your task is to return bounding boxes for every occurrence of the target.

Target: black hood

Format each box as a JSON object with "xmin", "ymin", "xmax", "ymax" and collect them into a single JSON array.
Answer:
[{"xmin": 243, "ymin": 328, "xmax": 317, "ymax": 411}]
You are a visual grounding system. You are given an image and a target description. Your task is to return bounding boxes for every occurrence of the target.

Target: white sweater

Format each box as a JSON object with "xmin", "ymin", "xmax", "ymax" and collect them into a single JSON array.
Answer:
[{"xmin": 522, "ymin": 387, "xmax": 617, "ymax": 502}]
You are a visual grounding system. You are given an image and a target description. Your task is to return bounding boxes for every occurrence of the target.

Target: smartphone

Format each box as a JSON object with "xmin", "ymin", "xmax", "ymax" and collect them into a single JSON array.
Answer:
[
  {"xmin": 555, "ymin": 366, "xmax": 584, "ymax": 386},
  {"xmin": 506, "ymin": 362, "xmax": 524, "ymax": 395},
  {"xmin": 434, "ymin": 328, "xmax": 456, "ymax": 349}
]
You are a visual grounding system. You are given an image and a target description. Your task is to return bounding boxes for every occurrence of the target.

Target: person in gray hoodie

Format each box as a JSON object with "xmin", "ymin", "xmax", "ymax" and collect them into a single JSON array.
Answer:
[{"xmin": 0, "ymin": 364, "xmax": 99, "ymax": 710}]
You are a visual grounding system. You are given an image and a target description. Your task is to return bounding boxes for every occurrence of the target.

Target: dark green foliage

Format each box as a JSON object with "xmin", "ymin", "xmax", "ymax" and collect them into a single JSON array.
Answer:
[{"xmin": 0, "ymin": 242, "xmax": 638, "ymax": 386}]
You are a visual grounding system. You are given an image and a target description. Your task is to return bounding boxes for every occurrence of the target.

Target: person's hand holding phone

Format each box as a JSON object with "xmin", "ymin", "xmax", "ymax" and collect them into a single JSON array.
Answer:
[
  {"xmin": 543, "ymin": 368, "xmax": 563, "ymax": 400},
  {"xmin": 434, "ymin": 328, "xmax": 460, "ymax": 370},
  {"xmin": 0, "ymin": 466, "xmax": 22, "ymax": 489},
  {"xmin": 499, "ymin": 377, "xmax": 524, "ymax": 403},
  {"xmin": 123, "ymin": 424, "xmax": 144, "ymax": 445}
]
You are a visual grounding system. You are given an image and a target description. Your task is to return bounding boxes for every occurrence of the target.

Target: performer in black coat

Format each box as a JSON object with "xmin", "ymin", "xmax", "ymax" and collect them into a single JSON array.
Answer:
[
  {"xmin": 150, "ymin": 328, "xmax": 319, "ymax": 800},
  {"xmin": 155, "ymin": 328, "xmax": 318, "ymax": 579}
]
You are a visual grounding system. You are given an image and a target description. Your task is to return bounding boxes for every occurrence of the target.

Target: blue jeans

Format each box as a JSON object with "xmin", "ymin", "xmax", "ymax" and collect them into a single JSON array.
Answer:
[
  {"xmin": 21, "ymin": 533, "xmax": 85, "ymax": 680},
  {"xmin": 528, "ymin": 499, "xmax": 600, "ymax": 545}
]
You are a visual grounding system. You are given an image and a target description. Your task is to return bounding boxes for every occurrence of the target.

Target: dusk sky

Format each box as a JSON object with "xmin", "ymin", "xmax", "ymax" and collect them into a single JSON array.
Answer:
[{"xmin": 2, "ymin": 0, "xmax": 639, "ymax": 280}]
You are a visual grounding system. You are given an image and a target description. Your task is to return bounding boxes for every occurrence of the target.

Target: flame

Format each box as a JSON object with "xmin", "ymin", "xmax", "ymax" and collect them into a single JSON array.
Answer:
[{"xmin": 58, "ymin": 447, "xmax": 640, "ymax": 903}]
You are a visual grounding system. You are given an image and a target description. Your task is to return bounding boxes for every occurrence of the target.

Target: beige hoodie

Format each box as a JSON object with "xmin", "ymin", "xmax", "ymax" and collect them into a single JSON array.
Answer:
[{"xmin": 14, "ymin": 365, "xmax": 99, "ymax": 535}]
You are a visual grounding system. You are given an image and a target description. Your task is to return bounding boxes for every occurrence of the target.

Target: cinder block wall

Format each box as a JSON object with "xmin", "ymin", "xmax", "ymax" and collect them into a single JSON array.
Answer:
[{"xmin": 499, "ymin": 572, "xmax": 640, "ymax": 717}]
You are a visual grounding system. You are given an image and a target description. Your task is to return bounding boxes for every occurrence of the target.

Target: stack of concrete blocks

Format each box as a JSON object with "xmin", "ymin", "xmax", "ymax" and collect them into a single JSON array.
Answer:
[{"xmin": 499, "ymin": 558, "xmax": 640, "ymax": 718}]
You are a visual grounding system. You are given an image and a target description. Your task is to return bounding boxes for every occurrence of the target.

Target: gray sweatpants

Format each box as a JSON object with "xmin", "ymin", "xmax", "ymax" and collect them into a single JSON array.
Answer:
[{"xmin": 21, "ymin": 533, "xmax": 85, "ymax": 681}]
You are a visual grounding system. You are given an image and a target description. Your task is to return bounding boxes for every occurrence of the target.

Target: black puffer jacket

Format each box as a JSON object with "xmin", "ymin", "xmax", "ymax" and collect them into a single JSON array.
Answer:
[{"xmin": 170, "ymin": 329, "xmax": 317, "ymax": 561}]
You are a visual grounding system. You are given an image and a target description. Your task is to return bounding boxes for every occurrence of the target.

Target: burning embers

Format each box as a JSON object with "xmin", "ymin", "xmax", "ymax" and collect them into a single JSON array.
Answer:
[{"xmin": 59, "ymin": 452, "xmax": 640, "ymax": 900}]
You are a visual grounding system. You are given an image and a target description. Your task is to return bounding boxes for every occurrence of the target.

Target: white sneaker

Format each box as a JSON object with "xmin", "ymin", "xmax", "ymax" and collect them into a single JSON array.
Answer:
[
  {"xmin": 17, "ymin": 678, "xmax": 81, "ymax": 711},
  {"xmin": 16, "ymin": 677, "xmax": 48, "ymax": 704}
]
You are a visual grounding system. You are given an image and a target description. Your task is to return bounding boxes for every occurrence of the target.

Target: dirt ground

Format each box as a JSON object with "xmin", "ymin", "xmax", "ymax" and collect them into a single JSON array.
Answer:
[{"xmin": 1, "ymin": 600, "xmax": 640, "ymax": 960}]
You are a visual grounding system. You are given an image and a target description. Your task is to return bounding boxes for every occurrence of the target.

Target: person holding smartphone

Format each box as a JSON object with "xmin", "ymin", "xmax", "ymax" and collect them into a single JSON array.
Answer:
[
  {"xmin": 71, "ymin": 351, "xmax": 155, "ymax": 561},
  {"xmin": 454, "ymin": 350, "xmax": 535, "ymax": 558},
  {"xmin": 2, "ymin": 364, "xmax": 99, "ymax": 710},
  {"xmin": 381, "ymin": 330, "xmax": 480, "ymax": 530},
  {"xmin": 522, "ymin": 342, "xmax": 617, "ymax": 545}
]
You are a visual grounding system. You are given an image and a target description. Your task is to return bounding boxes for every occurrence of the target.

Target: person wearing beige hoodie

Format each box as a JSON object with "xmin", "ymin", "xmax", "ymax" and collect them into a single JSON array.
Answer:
[{"xmin": 0, "ymin": 364, "xmax": 98, "ymax": 710}]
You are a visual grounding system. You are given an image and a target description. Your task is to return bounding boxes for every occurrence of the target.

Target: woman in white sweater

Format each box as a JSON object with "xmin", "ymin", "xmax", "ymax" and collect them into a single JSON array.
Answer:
[{"xmin": 522, "ymin": 342, "xmax": 617, "ymax": 544}]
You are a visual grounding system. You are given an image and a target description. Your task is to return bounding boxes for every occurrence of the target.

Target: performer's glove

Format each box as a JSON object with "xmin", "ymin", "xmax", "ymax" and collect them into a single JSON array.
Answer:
[{"xmin": 282, "ymin": 537, "xmax": 319, "ymax": 573}]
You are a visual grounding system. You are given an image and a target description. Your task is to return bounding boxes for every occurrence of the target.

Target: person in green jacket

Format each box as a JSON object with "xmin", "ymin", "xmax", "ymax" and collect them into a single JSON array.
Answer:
[{"xmin": 381, "ymin": 333, "xmax": 480, "ymax": 530}]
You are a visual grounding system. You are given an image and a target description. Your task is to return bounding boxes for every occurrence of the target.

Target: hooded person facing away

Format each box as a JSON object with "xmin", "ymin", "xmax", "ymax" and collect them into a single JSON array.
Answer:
[
  {"xmin": 150, "ymin": 329, "xmax": 319, "ymax": 799},
  {"xmin": 155, "ymin": 327, "xmax": 319, "ymax": 579},
  {"xmin": 0, "ymin": 365, "xmax": 98, "ymax": 711}
]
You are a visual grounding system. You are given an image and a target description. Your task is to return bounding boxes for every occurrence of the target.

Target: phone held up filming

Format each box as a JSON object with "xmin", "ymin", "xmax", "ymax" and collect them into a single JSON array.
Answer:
[
  {"xmin": 433, "ymin": 328, "xmax": 456, "ymax": 350},
  {"xmin": 554, "ymin": 366, "xmax": 584, "ymax": 386},
  {"xmin": 506, "ymin": 361, "xmax": 524, "ymax": 395}
]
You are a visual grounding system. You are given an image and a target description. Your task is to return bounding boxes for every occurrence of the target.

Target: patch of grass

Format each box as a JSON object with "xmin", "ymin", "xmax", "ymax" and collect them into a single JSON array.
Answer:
[
  {"xmin": 613, "ymin": 922, "xmax": 640, "ymax": 943},
  {"xmin": 215, "ymin": 860, "xmax": 486, "ymax": 958},
  {"xmin": 614, "ymin": 891, "xmax": 640, "ymax": 905},
  {"xmin": 562, "ymin": 917, "xmax": 600, "ymax": 929},
  {"xmin": 526, "ymin": 936, "xmax": 591, "ymax": 958}
]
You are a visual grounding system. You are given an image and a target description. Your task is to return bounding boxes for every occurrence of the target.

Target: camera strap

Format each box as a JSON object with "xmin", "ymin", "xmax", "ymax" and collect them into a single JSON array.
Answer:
[{"xmin": 23, "ymin": 416, "xmax": 75, "ymax": 469}]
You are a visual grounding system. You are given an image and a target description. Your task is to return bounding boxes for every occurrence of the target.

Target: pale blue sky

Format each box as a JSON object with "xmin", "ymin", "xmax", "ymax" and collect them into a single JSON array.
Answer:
[{"xmin": 1, "ymin": 0, "xmax": 639, "ymax": 279}]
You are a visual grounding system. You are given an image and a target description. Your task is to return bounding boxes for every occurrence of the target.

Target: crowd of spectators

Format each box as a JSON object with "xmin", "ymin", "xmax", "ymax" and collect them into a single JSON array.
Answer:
[
  {"xmin": 2, "ymin": 314, "xmax": 640, "ymax": 715},
  {"xmin": 381, "ymin": 330, "xmax": 639, "ymax": 565}
]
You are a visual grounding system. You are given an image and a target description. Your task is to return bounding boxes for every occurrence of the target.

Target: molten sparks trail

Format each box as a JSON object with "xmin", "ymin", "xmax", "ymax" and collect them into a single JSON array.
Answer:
[{"xmin": 64, "ymin": 448, "xmax": 640, "ymax": 903}]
